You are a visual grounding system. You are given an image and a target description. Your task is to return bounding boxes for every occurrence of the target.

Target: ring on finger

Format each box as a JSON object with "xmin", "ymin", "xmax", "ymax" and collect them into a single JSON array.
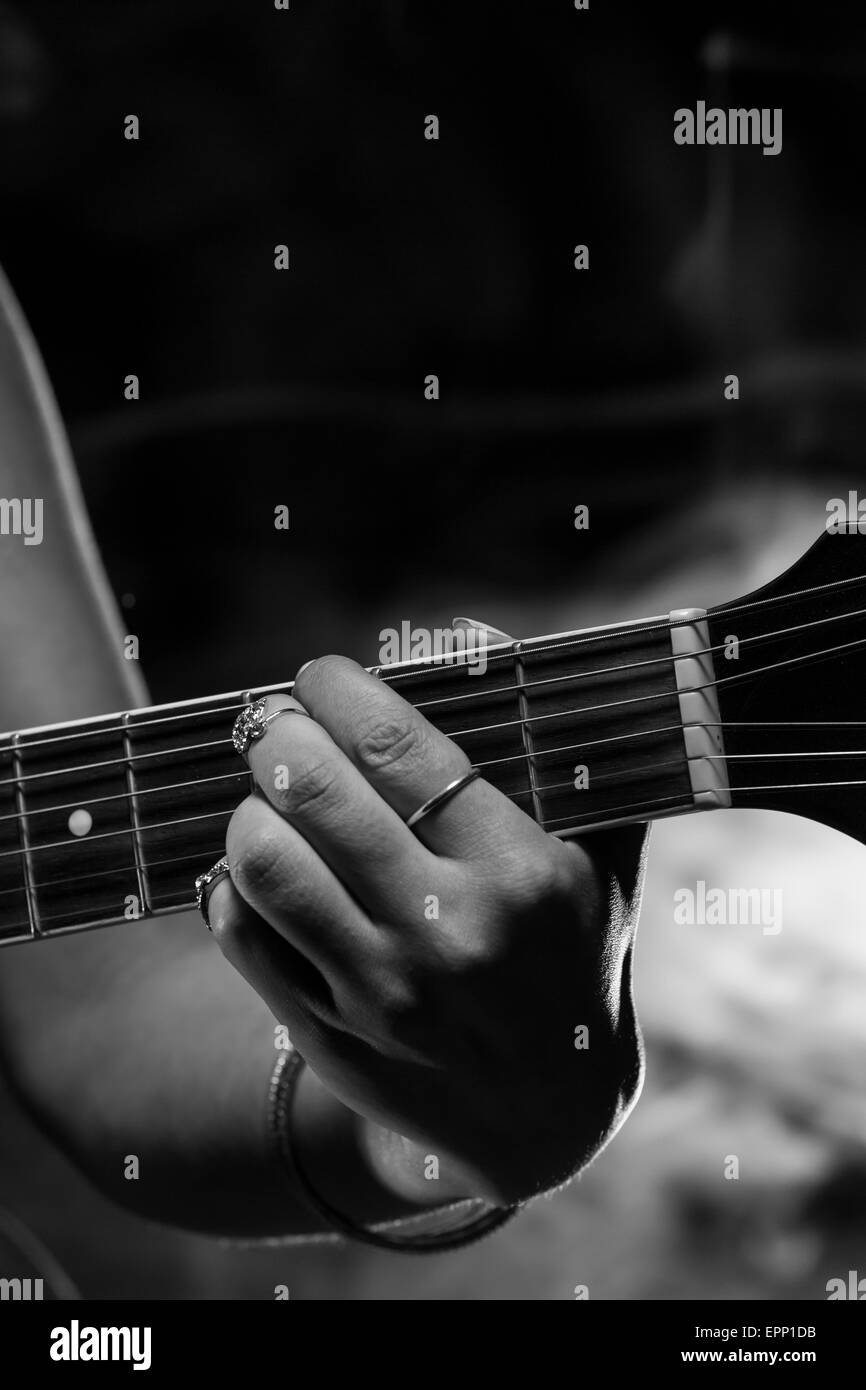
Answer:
[
  {"xmin": 406, "ymin": 767, "xmax": 481, "ymax": 831},
  {"xmin": 194, "ymin": 856, "xmax": 232, "ymax": 930},
  {"xmin": 233, "ymin": 697, "xmax": 310, "ymax": 758}
]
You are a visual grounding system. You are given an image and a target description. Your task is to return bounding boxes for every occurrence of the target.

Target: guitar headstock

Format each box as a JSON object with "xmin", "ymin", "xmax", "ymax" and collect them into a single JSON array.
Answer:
[{"xmin": 707, "ymin": 520, "xmax": 866, "ymax": 844}]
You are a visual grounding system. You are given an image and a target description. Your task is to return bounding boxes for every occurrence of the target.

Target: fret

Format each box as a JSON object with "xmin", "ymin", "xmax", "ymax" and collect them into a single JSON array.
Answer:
[
  {"xmin": 513, "ymin": 642, "xmax": 543, "ymax": 824},
  {"xmin": 240, "ymin": 691, "xmax": 257, "ymax": 797},
  {"xmin": 15, "ymin": 725, "xmax": 140, "ymax": 935},
  {"xmin": 122, "ymin": 712, "xmax": 150, "ymax": 915},
  {"xmin": 126, "ymin": 696, "xmax": 250, "ymax": 911},
  {"xmin": 0, "ymin": 622, "xmax": 707, "ymax": 946},
  {"xmin": 384, "ymin": 653, "xmax": 533, "ymax": 810},
  {"xmin": 519, "ymin": 618, "xmax": 693, "ymax": 835},
  {"xmin": 1, "ymin": 520, "xmax": 864, "ymax": 948},
  {"xmin": 10, "ymin": 736, "xmax": 39, "ymax": 935},
  {"xmin": 0, "ymin": 738, "xmax": 35, "ymax": 941}
]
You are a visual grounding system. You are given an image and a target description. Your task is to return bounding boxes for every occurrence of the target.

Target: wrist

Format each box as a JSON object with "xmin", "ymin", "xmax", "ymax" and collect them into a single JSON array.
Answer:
[
  {"xmin": 290, "ymin": 1062, "xmax": 438, "ymax": 1223},
  {"xmin": 275, "ymin": 1053, "xmax": 522, "ymax": 1251},
  {"xmin": 357, "ymin": 1120, "xmax": 482, "ymax": 1207}
]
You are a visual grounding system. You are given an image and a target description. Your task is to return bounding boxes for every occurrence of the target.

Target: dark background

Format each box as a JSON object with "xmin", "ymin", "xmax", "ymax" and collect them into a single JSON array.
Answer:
[
  {"xmin": 1, "ymin": 0, "xmax": 866, "ymax": 1300},
  {"xmin": 2, "ymin": 0, "xmax": 865, "ymax": 697}
]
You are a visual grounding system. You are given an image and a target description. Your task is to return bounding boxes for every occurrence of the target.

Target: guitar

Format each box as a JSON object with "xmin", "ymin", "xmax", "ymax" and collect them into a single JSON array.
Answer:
[{"xmin": 0, "ymin": 517, "xmax": 864, "ymax": 946}]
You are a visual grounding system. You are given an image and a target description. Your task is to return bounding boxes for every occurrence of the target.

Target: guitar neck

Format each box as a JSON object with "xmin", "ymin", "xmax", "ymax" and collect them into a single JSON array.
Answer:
[{"xmin": 0, "ymin": 608, "xmax": 729, "ymax": 946}]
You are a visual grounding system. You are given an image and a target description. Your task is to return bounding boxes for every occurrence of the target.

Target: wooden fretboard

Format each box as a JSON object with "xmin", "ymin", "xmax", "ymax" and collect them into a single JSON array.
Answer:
[{"xmin": 0, "ymin": 616, "xmax": 697, "ymax": 945}]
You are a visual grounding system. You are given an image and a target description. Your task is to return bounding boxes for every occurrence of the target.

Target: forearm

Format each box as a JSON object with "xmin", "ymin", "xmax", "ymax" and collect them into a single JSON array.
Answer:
[
  {"xmin": 0, "ymin": 267, "xmax": 474, "ymax": 1237},
  {"xmin": 0, "ymin": 916, "xmax": 477, "ymax": 1236}
]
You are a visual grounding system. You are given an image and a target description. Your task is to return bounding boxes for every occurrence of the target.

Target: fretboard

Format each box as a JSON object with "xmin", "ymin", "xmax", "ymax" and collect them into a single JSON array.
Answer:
[{"xmin": 0, "ymin": 612, "xmax": 716, "ymax": 945}]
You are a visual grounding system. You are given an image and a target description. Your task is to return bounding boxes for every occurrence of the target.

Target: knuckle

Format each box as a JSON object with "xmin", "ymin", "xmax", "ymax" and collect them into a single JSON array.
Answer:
[
  {"xmin": 350, "ymin": 954, "xmax": 438, "ymax": 1052},
  {"xmin": 232, "ymin": 835, "xmax": 283, "ymax": 900},
  {"xmin": 503, "ymin": 844, "xmax": 577, "ymax": 912},
  {"xmin": 354, "ymin": 708, "xmax": 427, "ymax": 774},
  {"xmin": 226, "ymin": 807, "xmax": 285, "ymax": 900},
  {"xmin": 435, "ymin": 925, "xmax": 509, "ymax": 977},
  {"xmin": 280, "ymin": 757, "xmax": 342, "ymax": 818},
  {"xmin": 375, "ymin": 977, "xmax": 431, "ymax": 1050},
  {"xmin": 417, "ymin": 881, "xmax": 510, "ymax": 978}
]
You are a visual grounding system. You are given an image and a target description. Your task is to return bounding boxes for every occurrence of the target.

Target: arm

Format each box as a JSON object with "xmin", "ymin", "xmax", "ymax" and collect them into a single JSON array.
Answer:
[
  {"xmin": 0, "ymin": 267, "xmax": 459, "ymax": 1235},
  {"xmin": 0, "ymin": 267, "xmax": 646, "ymax": 1237}
]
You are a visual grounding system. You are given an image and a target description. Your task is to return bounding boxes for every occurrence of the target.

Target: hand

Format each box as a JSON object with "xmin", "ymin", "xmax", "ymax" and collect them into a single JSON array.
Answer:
[{"xmin": 208, "ymin": 654, "xmax": 648, "ymax": 1205}]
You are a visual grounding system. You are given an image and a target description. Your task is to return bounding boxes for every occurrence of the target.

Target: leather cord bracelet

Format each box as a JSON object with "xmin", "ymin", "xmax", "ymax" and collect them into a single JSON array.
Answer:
[{"xmin": 267, "ymin": 1047, "xmax": 522, "ymax": 1253}]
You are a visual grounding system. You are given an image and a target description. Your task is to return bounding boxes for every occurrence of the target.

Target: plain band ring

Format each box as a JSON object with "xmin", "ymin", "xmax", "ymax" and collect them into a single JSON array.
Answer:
[
  {"xmin": 406, "ymin": 767, "xmax": 481, "ymax": 831},
  {"xmin": 232, "ymin": 698, "xmax": 310, "ymax": 757},
  {"xmin": 194, "ymin": 856, "xmax": 231, "ymax": 930}
]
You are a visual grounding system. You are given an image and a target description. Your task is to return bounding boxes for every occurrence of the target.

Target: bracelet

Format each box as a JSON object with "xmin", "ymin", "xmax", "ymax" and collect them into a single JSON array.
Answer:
[{"xmin": 267, "ymin": 1047, "xmax": 522, "ymax": 1253}]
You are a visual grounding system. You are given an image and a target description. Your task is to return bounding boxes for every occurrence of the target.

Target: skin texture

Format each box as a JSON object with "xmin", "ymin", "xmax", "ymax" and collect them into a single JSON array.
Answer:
[
  {"xmin": 0, "ymin": 265, "xmax": 648, "ymax": 1235},
  {"xmin": 210, "ymin": 664, "xmax": 649, "ymax": 1206}
]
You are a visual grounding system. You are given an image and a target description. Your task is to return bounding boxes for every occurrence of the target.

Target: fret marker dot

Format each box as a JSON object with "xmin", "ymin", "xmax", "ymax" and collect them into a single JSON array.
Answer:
[{"xmin": 68, "ymin": 809, "xmax": 92, "ymax": 837}]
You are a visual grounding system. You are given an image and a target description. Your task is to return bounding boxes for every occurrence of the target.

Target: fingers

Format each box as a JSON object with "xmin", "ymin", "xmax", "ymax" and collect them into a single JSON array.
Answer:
[
  {"xmin": 291, "ymin": 654, "xmax": 536, "ymax": 858},
  {"xmin": 205, "ymin": 868, "xmax": 334, "ymax": 1028},
  {"xmin": 240, "ymin": 694, "xmax": 434, "ymax": 914},
  {"xmin": 221, "ymin": 791, "xmax": 383, "ymax": 975}
]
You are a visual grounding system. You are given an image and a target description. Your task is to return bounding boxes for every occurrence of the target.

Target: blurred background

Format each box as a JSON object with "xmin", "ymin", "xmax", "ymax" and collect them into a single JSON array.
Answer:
[{"xmin": 1, "ymin": 0, "xmax": 866, "ymax": 1298}]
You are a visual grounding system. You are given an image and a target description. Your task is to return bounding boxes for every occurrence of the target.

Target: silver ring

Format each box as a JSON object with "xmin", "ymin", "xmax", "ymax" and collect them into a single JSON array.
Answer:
[
  {"xmin": 195, "ymin": 856, "xmax": 231, "ymax": 930},
  {"xmin": 232, "ymin": 698, "xmax": 308, "ymax": 757},
  {"xmin": 406, "ymin": 768, "xmax": 481, "ymax": 831}
]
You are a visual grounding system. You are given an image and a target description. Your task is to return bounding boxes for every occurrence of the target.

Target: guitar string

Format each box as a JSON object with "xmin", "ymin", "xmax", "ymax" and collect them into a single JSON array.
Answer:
[
  {"xmin": 0, "ymin": 738, "xmax": 863, "ymax": 893},
  {"xmin": 5, "ymin": 765, "xmax": 866, "ymax": 933},
  {"xmin": 3, "ymin": 744, "xmax": 865, "ymax": 912},
  {"xmin": 0, "ymin": 843, "xmax": 236, "ymax": 911},
  {"xmin": 6, "ymin": 562, "xmax": 866, "ymax": 755},
  {"xmin": 2, "ymin": 605, "xmax": 866, "ymax": 798},
  {"xmin": 3, "ymin": 737, "xmax": 866, "ymax": 836},
  {"xmin": 0, "ymin": 630, "xmax": 865, "ymax": 857},
  {"xmin": 3, "ymin": 561, "xmax": 866, "ymax": 929},
  {"xmin": 538, "ymin": 781, "xmax": 866, "ymax": 831},
  {"xmin": 386, "ymin": 561, "xmax": 866, "ymax": 681},
  {"xmin": 0, "ymin": 769, "xmax": 249, "ymax": 827},
  {"xmin": 0, "ymin": 806, "xmax": 233, "ymax": 868},
  {"xmin": 0, "ymin": 720, "xmax": 697, "ymax": 838},
  {"xmin": 0, "ymin": 768, "xmax": 864, "ymax": 931},
  {"xmin": 11, "ymin": 588, "xmax": 865, "ymax": 757},
  {"xmin": 406, "ymin": 602, "xmax": 866, "ymax": 712}
]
